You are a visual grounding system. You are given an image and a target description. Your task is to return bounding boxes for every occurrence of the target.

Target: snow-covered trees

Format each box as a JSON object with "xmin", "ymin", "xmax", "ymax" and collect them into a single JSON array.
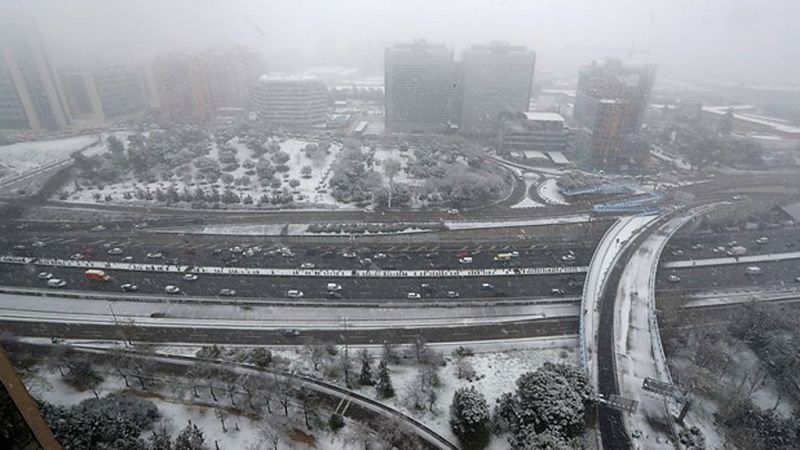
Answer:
[
  {"xmin": 450, "ymin": 386, "xmax": 490, "ymax": 449},
  {"xmin": 493, "ymin": 363, "xmax": 592, "ymax": 449},
  {"xmin": 40, "ymin": 393, "xmax": 160, "ymax": 450},
  {"xmin": 174, "ymin": 421, "xmax": 208, "ymax": 450},
  {"xmin": 358, "ymin": 349, "xmax": 374, "ymax": 386},
  {"xmin": 376, "ymin": 359, "xmax": 395, "ymax": 399}
]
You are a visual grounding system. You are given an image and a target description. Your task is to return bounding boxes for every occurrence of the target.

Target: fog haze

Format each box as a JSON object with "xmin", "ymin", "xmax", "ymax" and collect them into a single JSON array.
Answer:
[{"xmin": 5, "ymin": 0, "xmax": 800, "ymax": 84}]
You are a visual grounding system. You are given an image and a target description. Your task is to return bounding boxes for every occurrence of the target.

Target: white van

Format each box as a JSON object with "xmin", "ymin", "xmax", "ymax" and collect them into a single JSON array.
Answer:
[{"xmin": 745, "ymin": 266, "xmax": 762, "ymax": 275}]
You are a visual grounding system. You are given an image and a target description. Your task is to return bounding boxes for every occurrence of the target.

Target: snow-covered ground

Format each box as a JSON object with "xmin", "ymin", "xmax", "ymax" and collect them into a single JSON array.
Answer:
[
  {"xmin": 510, "ymin": 174, "xmax": 544, "ymax": 209},
  {"xmin": 445, "ymin": 214, "xmax": 592, "ymax": 230},
  {"xmin": 536, "ymin": 178, "xmax": 570, "ymax": 205},
  {"xmin": 28, "ymin": 364, "xmax": 368, "ymax": 449},
  {"xmin": 357, "ymin": 341, "xmax": 578, "ymax": 449},
  {"xmin": 0, "ymin": 134, "xmax": 100, "ymax": 181},
  {"xmin": 60, "ymin": 137, "xmax": 347, "ymax": 209}
]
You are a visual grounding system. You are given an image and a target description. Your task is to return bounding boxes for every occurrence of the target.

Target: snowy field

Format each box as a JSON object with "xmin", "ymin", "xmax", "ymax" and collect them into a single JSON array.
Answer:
[
  {"xmin": 537, "ymin": 178, "xmax": 570, "ymax": 205},
  {"xmin": 0, "ymin": 134, "xmax": 100, "ymax": 181},
  {"xmin": 60, "ymin": 137, "xmax": 347, "ymax": 210}
]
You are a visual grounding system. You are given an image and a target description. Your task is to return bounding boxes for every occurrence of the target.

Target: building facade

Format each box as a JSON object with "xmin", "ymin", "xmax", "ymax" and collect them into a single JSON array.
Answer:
[
  {"xmin": 252, "ymin": 75, "xmax": 328, "ymax": 128},
  {"xmin": 151, "ymin": 53, "xmax": 211, "ymax": 123},
  {"xmin": 202, "ymin": 47, "xmax": 265, "ymax": 109},
  {"xmin": 60, "ymin": 65, "xmax": 147, "ymax": 124},
  {"xmin": 460, "ymin": 42, "xmax": 535, "ymax": 135},
  {"xmin": 573, "ymin": 58, "xmax": 656, "ymax": 164},
  {"xmin": 0, "ymin": 16, "xmax": 70, "ymax": 130},
  {"xmin": 384, "ymin": 40, "xmax": 460, "ymax": 133},
  {"xmin": 499, "ymin": 111, "xmax": 568, "ymax": 153}
]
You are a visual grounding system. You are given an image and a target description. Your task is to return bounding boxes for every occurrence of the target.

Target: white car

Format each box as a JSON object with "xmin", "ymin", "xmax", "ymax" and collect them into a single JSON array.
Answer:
[
  {"xmin": 407, "ymin": 292, "xmax": 421, "ymax": 299},
  {"xmin": 550, "ymin": 288, "xmax": 566, "ymax": 296},
  {"xmin": 667, "ymin": 274, "xmax": 681, "ymax": 283},
  {"xmin": 755, "ymin": 237, "xmax": 769, "ymax": 245},
  {"xmin": 219, "ymin": 288, "xmax": 236, "ymax": 296},
  {"xmin": 447, "ymin": 209, "xmax": 460, "ymax": 215},
  {"xmin": 38, "ymin": 272, "xmax": 53, "ymax": 280},
  {"xmin": 561, "ymin": 253, "xmax": 576, "ymax": 262},
  {"xmin": 121, "ymin": 283, "xmax": 139, "ymax": 292},
  {"xmin": 47, "ymin": 279, "xmax": 66, "ymax": 288},
  {"xmin": 342, "ymin": 252, "xmax": 357, "ymax": 258},
  {"xmin": 122, "ymin": 256, "xmax": 134, "ymax": 262},
  {"xmin": 164, "ymin": 285, "xmax": 181, "ymax": 294},
  {"xmin": 300, "ymin": 262, "xmax": 315, "ymax": 269},
  {"xmin": 108, "ymin": 247, "xmax": 124, "ymax": 255},
  {"xmin": 182, "ymin": 273, "xmax": 198, "ymax": 281},
  {"xmin": 31, "ymin": 241, "xmax": 46, "ymax": 248},
  {"xmin": 446, "ymin": 291, "xmax": 460, "ymax": 299},
  {"xmin": 146, "ymin": 252, "xmax": 163, "ymax": 259},
  {"xmin": 458, "ymin": 256, "xmax": 473, "ymax": 264},
  {"xmin": 287, "ymin": 289, "xmax": 304, "ymax": 299},
  {"xmin": 243, "ymin": 248, "xmax": 256, "ymax": 257},
  {"xmin": 326, "ymin": 283, "xmax": 342, "ymax": 291},
  {"xmin": 745, "ymin": 266, "xmax": 762, "ymax": 275},
  {"xmin": 230, "ymin": 246, "xmax": 244, "ymax": 254},
  {"xmin": 373, "ymin": 253, "xmax": 388, "ymax": 259},
  {"xmin": 70, "ymin": 253, "xmax": 85, "ymax": 260},
  {"xmin": 91, "ymin": 225, "xmax": 106, "ymax": 232}
]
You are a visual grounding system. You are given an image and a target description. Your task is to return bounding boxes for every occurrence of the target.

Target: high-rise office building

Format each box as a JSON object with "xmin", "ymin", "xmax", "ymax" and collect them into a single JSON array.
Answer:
[
  {"xmin": 460, "ymin": 42, "xmax": 535, "ymax": 135},
  {"xmin": 0, "ymin": 16, "xmax": 70, "ymax": 130},
  {"xmin": 384, "ymin": 40, "xmax": 459, "ymax": 133},
  {"xmin": 573, "ymin": 58, "xmax": 656, "ymax": 164},
  {"xmin": 202, "ymin": 47, "xmax": 265, "ymax": 109},
  {"xmin": 60, "ymin": 65, "xmax": 147, "ymax": 124},
  {"xmin": 252, "ymin": 75, "xmax": 328, "ymax": 128},
  {"xmin": 151, "ymin": 53, "xmax": 211, "ymax": 123}
]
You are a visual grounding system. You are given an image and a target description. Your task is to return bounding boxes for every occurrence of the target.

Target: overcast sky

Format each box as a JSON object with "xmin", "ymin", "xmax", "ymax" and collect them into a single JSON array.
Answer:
[{"xmin": 5, "ymin": 0, "xmax": 799, "ymax": 85}]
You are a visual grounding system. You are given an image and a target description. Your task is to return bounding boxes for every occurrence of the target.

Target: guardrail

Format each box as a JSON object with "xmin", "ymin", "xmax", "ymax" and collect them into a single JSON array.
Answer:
[{"xmin": 0, "ymin": 255, "xmax": 588, "ymax": 279}]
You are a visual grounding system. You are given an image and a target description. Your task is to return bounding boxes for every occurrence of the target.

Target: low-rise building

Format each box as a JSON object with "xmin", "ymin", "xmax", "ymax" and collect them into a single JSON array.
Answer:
[{"xmin": 499, "ymin": 111, "xmax": 569, "ymax": 153}]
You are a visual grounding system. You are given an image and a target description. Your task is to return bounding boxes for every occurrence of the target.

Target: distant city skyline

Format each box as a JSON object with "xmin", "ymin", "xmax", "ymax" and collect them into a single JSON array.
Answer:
[{"xmin": 4, "ymin": 0, "xmax": 799, "ymax": 85}]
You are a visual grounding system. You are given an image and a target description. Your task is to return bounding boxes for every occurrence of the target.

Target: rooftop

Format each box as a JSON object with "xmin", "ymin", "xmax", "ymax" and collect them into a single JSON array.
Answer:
[{"xmin": 524, "ymin": 112, "xmax": 564, "ymax": 122}]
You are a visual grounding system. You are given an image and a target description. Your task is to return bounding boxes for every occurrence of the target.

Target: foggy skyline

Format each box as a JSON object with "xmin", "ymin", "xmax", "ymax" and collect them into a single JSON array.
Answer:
[{"xmin": 5, "ymin": 0, "xmax": 800, "ymax": 85}]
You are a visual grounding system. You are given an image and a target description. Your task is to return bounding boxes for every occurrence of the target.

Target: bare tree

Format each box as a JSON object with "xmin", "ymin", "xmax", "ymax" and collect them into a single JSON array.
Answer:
[
  {"xmin": 273, "ymin": 374, "xmax": 294, "ymax": 416},
  {"xmin": 304, "ymin": 340, "xmax": 327, "ymax": 371},
  {"xmin": 215, "ymin": 406, "xmax": 228, "ymax": 433},
  {"xmin": 382, "ymin": 341, "xmax": 401, "ymax": 364},
  {"xmin": 297, "ymin": 386, "xmax": 320, "ymax": 430}
]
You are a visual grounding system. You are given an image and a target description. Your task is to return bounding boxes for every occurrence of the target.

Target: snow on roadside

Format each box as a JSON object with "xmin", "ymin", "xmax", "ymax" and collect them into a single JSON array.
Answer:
[
  {"xmin": 537, "ymin": 178, "xmax": 570, "ymax": 205},
  {"xmin": 445, "ymin": 214, "xmax": 592, "ymax": 230},
  {"xmin": 0, "ymin": 135, "xmax": 99, "ymax": 180}
]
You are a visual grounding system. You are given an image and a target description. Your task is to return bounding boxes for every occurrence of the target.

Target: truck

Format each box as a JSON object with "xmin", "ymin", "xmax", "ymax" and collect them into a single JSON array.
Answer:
[{"xmin": 84, "ymin": 269, "xmax": 110, "ymax": 282}]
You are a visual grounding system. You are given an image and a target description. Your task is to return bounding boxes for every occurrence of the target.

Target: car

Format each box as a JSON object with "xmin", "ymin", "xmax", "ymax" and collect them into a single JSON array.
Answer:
[
  {"xmin": 38, "ymin": 272, "xmax": 53, "ymax": 280},
  {"xmin": 671, "ymin": 249, "xmax": 684, "ymax": 256},
  {"xmin": 458, "ymin": 256, "xmax": 473, "ymax": 264},
  {"xmin": 31, "ymin": 241, "xmax": 46, "ymax": 248},
  {"xmin": 121, "ymin": 256, "xmax": 134, "ymax": 262},
  {"xmin": 424, "ymin": 252, "xmax": 439, "ymax": 259},
  {"xmin": 550, "ymin": 288, "xmax": 566, "ymax": 296},
  {"xmin": 756, "ymin": 237, "xmax": 769, "ymax": 245},
  {"xmin": 327, "ymin": 291, "xmax": 342, "ymax": 299},
  {"xmin": 47, "ymin": 279, "xmax": 66, "ymax": 288},
  {"xmin": 300, "ymin": 262, "xmax": 316, "ymax": 269},
  {"xmin": 121, "ymin": 283, "xmax": 139, "ymax": 292},
  {"xmin": 12, "ymin": 244, "xmax": 26, "ymax": 251},
  {"xmin": 224, "ymin": 258, "xmax": 239, "ymax": 266},
  {"xmin": 795, "ymin": 277, "xmax": 800, "ymax": 283},
  {"xmin": 133, "ymin": 222, "xmax": 149, "ymax": 229},
  {"xmin": 164, "ymin": 285, "xmax": 181, "ymax": 294},
  {"xmin": 149, "ymin": 312, "xmax": 166, "ymax": 318},
  {"xmin": 446, "ymin": 291, "xmax": 460, "ymax": 299},
  {"xmin": 218, "ymin": 288, "xmax": 236, "ymax": 296},
  {"xmin": 407, "ymin": 292, "xmax": 421, "ymax": 299},
  {"xmin": 287, "ymin": 289, "xmax": 304, "ymax": 299},
  {"xmin": 342, "ymin": 251, "xmax": 357, "ymax": 258},
  {"xmin": 182, "ymin": 273, "xmax": 198, "ymax": 281},
  {"xmin": 745, "ymin": 266, "xmax": 762, "ymax": 275},
  {"xmin": 243, "ymin": 248, "xmax": 256, "ymax": 257},
  {"xmin": 107, "ymin": 247, "xmax": 124, "ymax": 255},
  {"xmin": 456, "ymin": 250, "xmax": 470, "ymax": 258},
  {"xmin": 211, "ymin": 248, "xmax": 223, "ymax": 255},
  {"xmin": 691, "ymin": 244, "xmax": 704, "ymax": 250},
  {"xmin": 281, "ymin": 329, "xmax": 300, "ymax": 338},
  {"xmin": 326, "ymin": 283, "xmax": 342, "ymax": 291},
  {"xmin": 229, "ymin": 246, "xmax": 243, "ymax": 253},
  {"xmin": 561, "ymin": 253, "xmax": 576, "ymax": 262},
  {"xmin": 480, "ymin": 283, "xmax": 495, "ymax": 291},
  {"xmin": 732, "ymin": 194, "xmax": 743, "ymax": 201},
  {"xmin": 91, "ymin": 225, "xmax": 106, "ymax": 232},
  {"xmin": 373, "ymin": 252, "xmax": 387, "ymax": 259},
  {"xmin": 146, "ymin": 252, "xmax": 163, "ymax": 259},
  {"xmin": 70, "ymin": 253, "xmax": 85, "ymax": 260},
  {"xmin": 322, "ymin": 251, "xmax": 336, "ymax": 259},
  {"xmin": 667, "ymin": 274, "xmax": 681, "ymax": 283},
  {"xmin": 420, "ymin": 283, "xmax": 434, "ymax": 293},
  {"xmin": 447, "ymin": 208, "xmax": 460, "ymax": 215}
]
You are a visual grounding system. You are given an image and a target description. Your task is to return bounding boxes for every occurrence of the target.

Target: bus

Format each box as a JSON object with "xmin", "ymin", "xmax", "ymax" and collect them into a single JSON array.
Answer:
[{"xmin": 84, "ymin": 269, "xmax": 110, "ymax": 282}]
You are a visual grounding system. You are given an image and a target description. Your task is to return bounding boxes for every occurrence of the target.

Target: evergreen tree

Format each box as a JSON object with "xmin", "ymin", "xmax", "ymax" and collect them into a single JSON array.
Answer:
[
  {"xmin": 174, "ymin": 421, "xmax": 207, "ymax": 450},
  {"xmin": 148, "ymin": 425, "xmax": 173, "ymax": 450},
  {"xmin": 450, "ymin": 386, "xmax": 490, "ymax": 449},
  {"xmin": 375, "ymin": 359, "xmax": 394, "ymax": 399},
  {"xmin": 359, "ymin": 350, "xmax": 374, "ymax": 386}
]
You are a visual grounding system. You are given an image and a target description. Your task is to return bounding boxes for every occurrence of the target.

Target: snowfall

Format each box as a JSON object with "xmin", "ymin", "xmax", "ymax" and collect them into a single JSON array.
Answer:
[{"xmin": 0, "ymin": 134, "xmax": 102, "ymax": 182}]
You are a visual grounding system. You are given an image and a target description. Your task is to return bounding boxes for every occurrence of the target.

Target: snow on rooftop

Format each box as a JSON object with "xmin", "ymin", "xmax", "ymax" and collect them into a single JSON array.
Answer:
[
  {"xmin": 523, "ymin": 111, "xmax": 564, "ymax": 122},
  {"xmin": 258, "ymin": 73, "xmax": 319, "ymax": 82}
]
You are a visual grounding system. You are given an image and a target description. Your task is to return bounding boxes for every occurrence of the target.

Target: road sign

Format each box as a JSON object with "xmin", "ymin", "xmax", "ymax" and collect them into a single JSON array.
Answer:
[{"xmin": 642, "ymin": 377, "xmax": 682, "ymax": 397}]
